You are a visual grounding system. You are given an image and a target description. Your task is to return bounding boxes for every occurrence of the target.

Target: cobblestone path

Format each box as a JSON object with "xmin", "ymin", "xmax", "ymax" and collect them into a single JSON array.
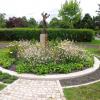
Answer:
[{"xmin": 0, "ymin": 79, "xmax": 65, "ymax": 100}]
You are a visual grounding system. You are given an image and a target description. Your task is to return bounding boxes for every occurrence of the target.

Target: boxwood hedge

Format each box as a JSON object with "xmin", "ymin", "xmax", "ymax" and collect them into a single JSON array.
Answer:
[{"xmin": 0, "ymin": 28, "xmax": 94, "ymax": 42}]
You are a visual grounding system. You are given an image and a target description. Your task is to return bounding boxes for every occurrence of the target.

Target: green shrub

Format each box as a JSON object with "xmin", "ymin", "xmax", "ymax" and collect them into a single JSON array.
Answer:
[
  {"xmin": 16, "ymin": 59, "xmax": 31, "ymax": 73},
  {"xmin": 48, "ymin": 29, "xmax": 95, "ymax": 42},
  {"xmin": 0, "ymin": 28, "xmax": 94, "ymax": 42},
  {"xmin": 0, "ymin": 84, "xmax": 6, "ymax": 90},
  {"xmin": 95, "ymin": 30, "xmax": 100, "ymax": 35},
  {"xmin": 0, "ymin": 48, "xmax": 15, "ymax": 69},
  {"xmin": 16, "ymin": 62, "xmax": 85, "ymax": 75}
]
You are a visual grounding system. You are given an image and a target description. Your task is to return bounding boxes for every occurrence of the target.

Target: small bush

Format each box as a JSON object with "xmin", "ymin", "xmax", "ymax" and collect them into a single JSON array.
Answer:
[
  {"xmin": 16, "ymin": 59, "xmax": 31, "ymax": 73},
  {"xmin": 0, "ymin": 48, "xmax": 15, "ymax": 69}
]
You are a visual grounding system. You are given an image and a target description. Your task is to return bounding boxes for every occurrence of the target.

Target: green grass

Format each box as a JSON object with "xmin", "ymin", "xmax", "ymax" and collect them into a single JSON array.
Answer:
[
  {"xmin": 90, "ymin": 39, "xmax": 100, "ymax": 45},
  {"xmin": 86, "ymin": 48, "xmax": 100, "ymax": 56},
  {"xmin": 64, "ymin": 82, "xmax": 100, "ymax": 100},
  {"xmin": 0, "ymin": 41, "xmax": 11, "ymax": 44},
  {"xmin": 0, "ymin": 84, "xmax": 6, "ymax": 90},
  {"xmin": 81, "ymin": 39, "xmax": 100, "ymax": 45},
  {"xmin": 76, "ymin": 39, "xmax": 100, "ymax": 57},
  {"xmin": 0, "ymin": 71, "xmax": 18, "ymax": 84}
]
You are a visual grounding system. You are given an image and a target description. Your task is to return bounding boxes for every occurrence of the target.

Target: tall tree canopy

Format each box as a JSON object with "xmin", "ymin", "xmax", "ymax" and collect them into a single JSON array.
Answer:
[
  {"xmin": 59, "ymin": 0, "xmax": 81, "ymax": 28},
  {"xmin": 0, "ymin": 13, "xmax": 6, "ymax": 28},
  {"xmin": 6, "ymin": 17, "xmax": 28, "ymax": 28},
  {"xmin": 95, "ymin": 4, "xmax": 100, "ymax": 29},
  {"xmin": 49, "ymin": 17, "xmax": 60, "ymax": 28},
  {"xmin": 28, "ymin": 18, "xmax": 37, "ymax": 28},
  {"xmin": 80, "ymin": 13, "xmax": 94, "ymax": 29}
]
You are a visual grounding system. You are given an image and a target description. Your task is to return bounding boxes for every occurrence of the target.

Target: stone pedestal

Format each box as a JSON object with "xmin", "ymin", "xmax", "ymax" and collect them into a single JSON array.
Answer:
[{"xmin": 40, "ymin": 34, "xmax": 48, "ymax": 47}]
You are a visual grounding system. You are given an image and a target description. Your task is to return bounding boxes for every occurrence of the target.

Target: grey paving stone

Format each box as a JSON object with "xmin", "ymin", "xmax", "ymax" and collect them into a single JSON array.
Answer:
[{"xmin": 0, "ymin": 79, "xmax": 65, "ymax": 100}]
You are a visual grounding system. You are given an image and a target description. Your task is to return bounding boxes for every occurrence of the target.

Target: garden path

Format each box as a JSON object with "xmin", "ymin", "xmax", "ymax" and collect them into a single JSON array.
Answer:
[{"xmin": 0, "ymin": 79, "xmax": 65, "ymax": 100}]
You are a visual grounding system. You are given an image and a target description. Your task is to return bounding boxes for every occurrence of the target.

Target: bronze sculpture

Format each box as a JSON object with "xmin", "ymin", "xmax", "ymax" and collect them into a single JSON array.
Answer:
[
  {"xmin": 41, "ymin": 12, "xmax": 50, "ymax": 33},
  {"xmin": 40, "ymin": 12, "xmax": 50, "ymax": 47}
]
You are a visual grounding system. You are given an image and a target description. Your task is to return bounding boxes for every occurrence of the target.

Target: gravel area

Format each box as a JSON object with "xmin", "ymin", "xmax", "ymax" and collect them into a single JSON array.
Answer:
[{"xmin": 60, "ymin": 68, "xmax": 100, "ymax": 87}]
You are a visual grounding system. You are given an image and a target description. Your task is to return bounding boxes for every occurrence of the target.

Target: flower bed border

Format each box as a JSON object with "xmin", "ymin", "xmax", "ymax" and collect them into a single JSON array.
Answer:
[{"xmin": 0, "ymin": 57, "xmax": 100, "ymax": 80}]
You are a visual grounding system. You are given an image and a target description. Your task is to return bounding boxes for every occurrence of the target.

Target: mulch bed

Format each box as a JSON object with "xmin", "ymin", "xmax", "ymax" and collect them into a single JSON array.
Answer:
[{"xmin": 60, "ymin": 68, "xmax": 100, "ymax": 87}]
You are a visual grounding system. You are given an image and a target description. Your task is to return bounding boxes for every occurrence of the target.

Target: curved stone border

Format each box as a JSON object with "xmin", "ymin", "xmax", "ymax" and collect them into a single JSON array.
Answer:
[
  {"xmin": 62, "ymin": 79, "xmax": 100, "ymax": 89},
  {"xmin": 0, "ymin": 57, "xmax": 100, "ymax": 80}
]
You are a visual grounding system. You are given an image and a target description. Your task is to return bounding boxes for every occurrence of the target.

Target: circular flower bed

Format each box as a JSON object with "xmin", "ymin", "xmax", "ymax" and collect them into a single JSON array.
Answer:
[{"xmin": 8, "ymin": 40, "xmax": 94, "ymax": 75}]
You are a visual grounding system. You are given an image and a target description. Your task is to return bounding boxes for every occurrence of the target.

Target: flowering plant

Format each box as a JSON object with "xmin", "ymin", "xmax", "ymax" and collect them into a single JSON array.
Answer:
[{"xmin": 9, "ymin": 40, "xmax": 93, "ymax": 74}]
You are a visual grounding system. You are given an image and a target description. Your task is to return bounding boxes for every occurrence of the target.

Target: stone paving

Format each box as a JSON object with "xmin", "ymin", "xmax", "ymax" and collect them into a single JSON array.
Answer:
[{"xmin": 0, "ymin": 79, "xmax": 66, "ymax": 100}]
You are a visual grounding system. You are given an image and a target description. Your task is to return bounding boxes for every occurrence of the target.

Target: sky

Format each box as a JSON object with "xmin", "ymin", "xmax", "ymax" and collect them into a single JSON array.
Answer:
[{"xmin": 0, "ymin": 0, "xmax": 100, "ymax": 22}]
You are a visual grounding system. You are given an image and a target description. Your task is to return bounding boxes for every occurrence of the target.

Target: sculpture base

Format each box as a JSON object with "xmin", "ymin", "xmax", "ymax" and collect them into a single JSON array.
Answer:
[{"xmin": 40, "ymin": 34, "xmax": 48, "ymax": 47}]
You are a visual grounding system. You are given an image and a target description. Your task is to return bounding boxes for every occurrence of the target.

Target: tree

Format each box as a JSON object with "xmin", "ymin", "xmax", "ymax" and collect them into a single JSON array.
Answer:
[
  {"xmin": 38, "ymin": 21, "xmax": 49, "ymax": 28},
  {"xmin": 80, "ymin": 13, "xmax": 94, "ymax": 29},
  {"xmin": 38, "ymin": 21, "xmax": 43, "ymax": 28},
  {"xmin": 59, "ymin": 0, "xmax": 81, "ymax": 28},
  {"xmin": 21, "ymin": 16, "xmax": 28, "ymax": 27},
  {"xmin": 95, "ymin": 4, "xmax": 100, "ymax": 29},
  {"xmin": 6, "ymin": 16, "xmax": 28, "ymax": 28},
  {"xmin": 49, "ymin": 17, "xmax": 69, "ymax": 28},
  {"xmin": 49, "ymin": 17, "xmax": 60, "ymax": 28},
  {"xmin": 28, "ymin": 18, "xmax": 37, "ymax": 28},
  {"xmin": 0, "ymin": 13, "xmax": 6, "ymax": 28}
]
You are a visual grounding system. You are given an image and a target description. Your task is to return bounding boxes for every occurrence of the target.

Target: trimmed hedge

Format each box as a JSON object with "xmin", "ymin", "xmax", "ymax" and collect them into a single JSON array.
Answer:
[
  {"xmin": 95, "ymin": 30, "xmax": 100, "ymax": 35},
  {"xmin": 0, "ymin": 28, "xmax": 94, "ymax": 42}
]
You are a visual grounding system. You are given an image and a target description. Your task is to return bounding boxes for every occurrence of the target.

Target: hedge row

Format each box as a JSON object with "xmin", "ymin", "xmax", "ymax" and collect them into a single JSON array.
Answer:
[
  {"xmin": 95, "ymin": 30, "xmax": 100, "ymax": 35},
  {"xmin": 0, "ymin": 28, "xmax": 94, "ymax": 42}
]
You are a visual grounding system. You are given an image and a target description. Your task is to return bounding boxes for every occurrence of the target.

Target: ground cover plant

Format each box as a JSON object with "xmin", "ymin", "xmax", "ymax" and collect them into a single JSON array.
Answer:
[
  {"xmin": 6, "ymin": 40, "xmax": 94, "ymax": 75},
  {"xmin": 0, "ymin": 71, "xmax": 17, "ymax": 84},
  {"xmin": 64, "ymin": 82, "xmax": 100, "ymax": 100},
  {"xmin": 0, "ymin": 48, "xmax": 15, "ymax": 69}
]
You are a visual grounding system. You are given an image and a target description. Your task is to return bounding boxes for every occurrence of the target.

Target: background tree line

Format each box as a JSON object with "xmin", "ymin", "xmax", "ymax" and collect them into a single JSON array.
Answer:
[{"xmin": 0, "ymin": 0, "xmax": 100, "ymax": 29}]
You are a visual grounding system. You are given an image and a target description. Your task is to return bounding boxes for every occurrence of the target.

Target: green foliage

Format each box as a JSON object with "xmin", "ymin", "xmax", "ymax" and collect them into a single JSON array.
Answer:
[
  {"xmin": 16, "ymin": 59, "xmax": 31, "ymax": 73},
  {"xmin": 14, "ymin": 40, "xmax": 93, "ymax": 75},
  {"xmin": 0, "ymin": 28, "xmax": 40, "ymax": 41},
  {"xmin": 49, "ymin": 17, "xmax": 61, "ymax": 28},
  {"xmin": 59, "ymin": 0, "xmax": 81, "ymax": 28},
  {"xmin": 28, "ymin": 18, "xmax": 38, "ymax": 28},
  {"xmin": 48, "ymin": 29, "xmax": 94, "ymax": 42},
  {"xmin": 0, "ymin": 84, "xmax": 6, "ymax": 90},
  {"xmin": 0, "ymin": 13, "xmax": 6, "ymax": 28},
  {"xmin": 16, "ymin": 62, "xmax": 85, "ymax": 75},
  {"xmin": 0, "ymin": 71, "xmax": 17, "ymax": 84},
  {"xmin": 77, "ymin": 13, "xmax": 94, "ymax": 29},
  {"xmin": 0, "ymin": 48, "xmax": 15, "ymax": 69},
  {"xmin": 0, "ymin": 28, "xmax": 94, "ymax": 42}
]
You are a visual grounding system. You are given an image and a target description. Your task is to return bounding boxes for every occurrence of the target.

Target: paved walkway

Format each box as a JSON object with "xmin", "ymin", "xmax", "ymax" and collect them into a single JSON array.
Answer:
[{"xmin": 0, "ymin": 79, "xmax": 65, "ymax": 100}]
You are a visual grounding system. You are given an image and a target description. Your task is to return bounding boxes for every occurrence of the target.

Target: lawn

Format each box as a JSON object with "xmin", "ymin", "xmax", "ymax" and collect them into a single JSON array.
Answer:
[
  {"xmin": 0, "ymin": 71, "xmax": 18, "ymax": 84},
  {"xmin": 76, "ymin": 39, "xmax": 100, "ymax": 57},
  {"xmin": 87, "ymin": 40, "xmax": 100, "ymax": 45},
  {"xmin": 64, "ymin": 82, "xmax": 100, "ymax": 100},
  {"xmin": 0, "ymin": 84, "xmax": 6, "ymax": 90}
]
